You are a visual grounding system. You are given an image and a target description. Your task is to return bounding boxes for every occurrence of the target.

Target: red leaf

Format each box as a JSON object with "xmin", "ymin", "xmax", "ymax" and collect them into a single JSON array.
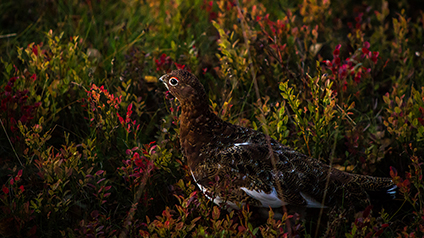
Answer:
[
  {"xmin": 117, "ymin": 113, "xmax": 124, "ymax": 125},
  {"xmin": 96, "ymin": 170, "xmax": 105, "ymax": 176},
  {"xmin": 333, "ymin": 49, "xmax": 340, "ymax": 56},
  {"xmin": 9, "ymin": 77, "xmax": 17, "ymax": 83},
  {"xmin": 2, "ymin": 185, "xmax": 9, "ymax": 194},
  {"xmin": 5, "ymin": 84, "xmax": 12, "ymax": 92},
  {"xmin": 97, "ymin": 178, "xmax": 106, "ymax": 184},
  {"xmin": 32, "ymin": 44, "xmax": 38, "ymax": 56},
  {"xmin": 334, "ymin": 57, "xmax": 341, "ymax": 65},
  {"xmin": 91, "ymin": 210, "xmax": 99, "ymax": 218},
  {"xmin": 362, "ymin": 47, "xmax": 370, "ymax": 55},
  {"xmin": 30, "ymin": 73, "xmax": 37, "ymax": 81},
  {"xmin": 390, "ymin": 166, "xmax": 398, "ymax": 178},
  {"xmin": 323, "ymin": 60, "xmax": 332, "ymax": 66},
  {"xmin": 133, "ymin": 152, "xmax": 140, "ymax": 160},
  {"xmin": 375, "ymin": 224, "xmax": 389, "ymax": 236},
  {"xmin": 383, "ymin": 59, "xmax": 389, "ymax": 68},
  {"xmin": 363, "ymin": 205, "xmax": 373, "ymax": 218},
  {"xmin": 28, "ymin": 225, "xmax": 37, "ymax": 235},
  {"xmin": 363, "ymin": 41, "xmax": 370, "ymax": 49},
  {"xmin": 174, "ymin": 62, "xmax": 186, "ymax": 70},
  {"xmin": 402, "ymin": 179, "xmax": 410, "ymax": 187},
  {"xmin": 418, "ymin": 118, "xmax": 424, "ymax": 126}
]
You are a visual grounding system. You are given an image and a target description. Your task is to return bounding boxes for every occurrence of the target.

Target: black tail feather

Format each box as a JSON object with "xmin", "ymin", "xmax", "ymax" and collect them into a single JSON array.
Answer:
[{"xmin": 368, "ymin": 184, "xmax": 397, "ymax": 201}]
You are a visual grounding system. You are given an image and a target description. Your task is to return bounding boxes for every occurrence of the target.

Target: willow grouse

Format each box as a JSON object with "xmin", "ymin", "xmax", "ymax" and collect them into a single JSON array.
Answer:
[{"xmin": 159, "ymin": 70, "xmax": 396, "ymax": 210}]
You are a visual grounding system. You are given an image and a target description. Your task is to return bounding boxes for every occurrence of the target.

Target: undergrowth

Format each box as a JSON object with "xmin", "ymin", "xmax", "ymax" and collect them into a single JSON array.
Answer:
[{"xmin": 1, "ymin": 0, "xmax": 423, "ymax": 237}]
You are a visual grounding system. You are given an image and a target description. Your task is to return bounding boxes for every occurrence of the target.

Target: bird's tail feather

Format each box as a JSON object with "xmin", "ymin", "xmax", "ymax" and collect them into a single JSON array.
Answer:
[
  {"xmin": 367, "ymin": 184, "xmax": 397, "ymax": 200},
  {"xmin": 352, "ymin": 174, "xmax": 397, "ymax": 201}
]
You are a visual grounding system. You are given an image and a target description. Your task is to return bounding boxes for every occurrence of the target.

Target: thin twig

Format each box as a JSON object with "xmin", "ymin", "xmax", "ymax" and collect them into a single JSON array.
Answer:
[
  {"xmin": 0, "ymin": 119, "xmax": 22, "ymax": 166},
  {"xmin": 119, "ymin": 157, "xmax": 155, "ymax": 238},
  {"xmin": 315, "ymin": 127, "xmax": 338, "ymax": 237},
  {"xmin": 235, "ymin": 1, "xmax": 291, "ymax": 235},
  {"xmin": 336, "ymin": 104, "xmax": 356, "ymax": 126},
  {"xmin": 0, "ymin": 33, "xmax": 17, "ymax": 39}
]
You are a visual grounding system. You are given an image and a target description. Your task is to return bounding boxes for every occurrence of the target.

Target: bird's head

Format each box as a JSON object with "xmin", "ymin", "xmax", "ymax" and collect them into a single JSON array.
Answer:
[{"xmin": 159, "ymin": 70, "xmax": 207, "ymax": 104}]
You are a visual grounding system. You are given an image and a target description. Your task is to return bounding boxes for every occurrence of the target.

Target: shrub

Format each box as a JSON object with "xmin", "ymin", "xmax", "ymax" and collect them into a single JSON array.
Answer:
[{"xmin": 1, "ymin": 0, "xmax": 423, "ymax": 237}]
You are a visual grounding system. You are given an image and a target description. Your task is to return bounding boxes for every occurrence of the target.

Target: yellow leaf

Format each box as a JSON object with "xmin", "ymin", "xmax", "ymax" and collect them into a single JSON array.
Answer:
[{"xmin": 144, "ymin": 75, "xmax": 158, "ymax": 83}]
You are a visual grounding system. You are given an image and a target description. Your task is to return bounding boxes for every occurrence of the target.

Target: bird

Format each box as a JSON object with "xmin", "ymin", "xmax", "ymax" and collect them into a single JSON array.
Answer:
[{"xmin": 159, "ymin": 69, "xmax": 396, "ymax": 211}]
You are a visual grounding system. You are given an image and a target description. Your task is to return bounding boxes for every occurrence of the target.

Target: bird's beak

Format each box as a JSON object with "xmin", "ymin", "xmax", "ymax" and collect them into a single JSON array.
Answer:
[{"xmin": 159, "ymin": 75, "xmax": 169, "ymax": 89}]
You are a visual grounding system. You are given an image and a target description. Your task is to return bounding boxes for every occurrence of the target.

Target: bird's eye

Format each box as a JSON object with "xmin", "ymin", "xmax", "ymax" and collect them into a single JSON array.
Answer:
[{"xmin": 169, "ymin": 77, "xmax": 179, "ymax": 86}]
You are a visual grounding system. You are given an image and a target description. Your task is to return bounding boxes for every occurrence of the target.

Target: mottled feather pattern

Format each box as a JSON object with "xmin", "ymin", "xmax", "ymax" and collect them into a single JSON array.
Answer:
[{"xmin": 160, "ymin": 69, "xmax": 396, "ymax": 209}]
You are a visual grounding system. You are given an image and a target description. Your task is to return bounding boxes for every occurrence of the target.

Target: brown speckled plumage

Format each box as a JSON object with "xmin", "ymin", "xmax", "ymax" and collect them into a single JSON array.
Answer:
[{"xmin": 160, "ymin": 70, "xmax": 396, "ymax": 209}]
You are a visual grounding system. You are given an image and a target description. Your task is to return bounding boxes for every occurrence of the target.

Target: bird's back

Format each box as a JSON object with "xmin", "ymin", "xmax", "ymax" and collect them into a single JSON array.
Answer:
[{"xmin": 191, "ymin": 122, "xmax": 395, "ymax": 208}]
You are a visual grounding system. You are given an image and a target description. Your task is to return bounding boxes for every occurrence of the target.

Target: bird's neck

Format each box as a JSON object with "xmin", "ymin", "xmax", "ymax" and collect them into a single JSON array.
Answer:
[
  {"xmin": 180, "ymin": 99, "xmax": 212, "ymax": 122},
  {"xmin": 179, "ymin": 99, "xmax": 228, "ymax": 169},
  {"xmin": 179, "ymin": 99, "xmax": 220, "ymax": 141}
]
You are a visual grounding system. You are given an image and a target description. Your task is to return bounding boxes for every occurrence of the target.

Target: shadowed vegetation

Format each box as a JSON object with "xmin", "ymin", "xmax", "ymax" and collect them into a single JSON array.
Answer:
[{"xmin": 0, "ymin": 0, "xmax": 423, "ymax": 237}]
